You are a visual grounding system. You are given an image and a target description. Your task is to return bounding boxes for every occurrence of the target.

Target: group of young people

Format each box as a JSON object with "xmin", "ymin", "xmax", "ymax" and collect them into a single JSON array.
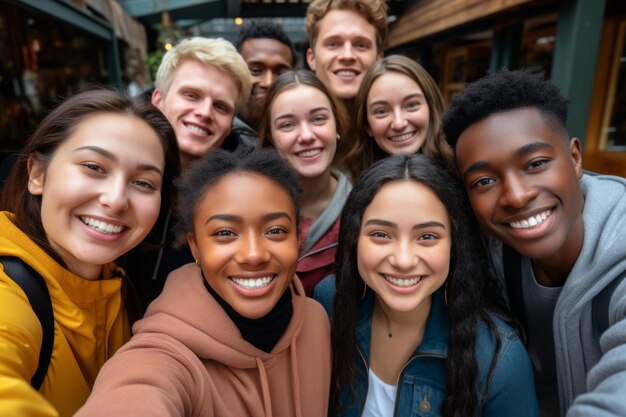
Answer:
[{"xmin": 1, "ymin": 0, "xmax": 625, "ymax": 417}]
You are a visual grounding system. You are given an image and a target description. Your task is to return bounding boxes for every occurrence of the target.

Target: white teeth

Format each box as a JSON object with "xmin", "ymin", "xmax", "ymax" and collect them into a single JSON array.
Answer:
[
  {"xmin": 297, "ymin": 149, "xmax": 321, "ymax": 158},
  {"xmin": 509, "ymin": 210, "xmax": 551, "ymax": 229},
  {"xmin": 231, "ymin": 275, "xmax": 274, "ymax": 289},
  {"xmin": 336, "ymin": 70, "xmax": 356, "ymax": 77},
  {"xmin": 390, "ymin": 132, "xmax": 414, "ymax": 142},
  {"xmin": 384, "ymin": 274, "xmax": 422, "ymax": 287},
  {"xmin": 186, "ymin": 124, "xmax": 209, "ymax": 135},
  {"xmin": 81, "ymin": 216, "xmax": 124, "ymax": 234}
]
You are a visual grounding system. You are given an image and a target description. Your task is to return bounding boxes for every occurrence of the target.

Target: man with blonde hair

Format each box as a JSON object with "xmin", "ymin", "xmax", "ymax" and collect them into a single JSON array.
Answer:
[
  {"xmin": 305, "ymin": 0, "xmax": 388, "ymax": 102},
  {"xmin": 152, "ymin": 37, "xmax": 251, "ymax": 169},
  {"xmin": 127, "ymin": 37, "xmax": 251, "ymax": 306}
]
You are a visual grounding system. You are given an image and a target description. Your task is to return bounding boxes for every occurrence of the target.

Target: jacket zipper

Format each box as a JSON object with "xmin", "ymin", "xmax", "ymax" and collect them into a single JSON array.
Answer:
[{"xmin": 297, "ymin": 242, "xmax": 338, "ymax": 262}]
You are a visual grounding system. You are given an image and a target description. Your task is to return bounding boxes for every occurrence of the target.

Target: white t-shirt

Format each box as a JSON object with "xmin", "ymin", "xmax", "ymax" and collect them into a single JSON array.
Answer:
[{"xmin": 363, "ymin": 369, "xmax": 396, "ymax": 417}]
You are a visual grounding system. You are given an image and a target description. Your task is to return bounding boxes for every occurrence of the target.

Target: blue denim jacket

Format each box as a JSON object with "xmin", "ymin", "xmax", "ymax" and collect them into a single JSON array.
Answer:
[{"xmin": 314, "ymin": 276, "xmax": 539, "ymax": 417}]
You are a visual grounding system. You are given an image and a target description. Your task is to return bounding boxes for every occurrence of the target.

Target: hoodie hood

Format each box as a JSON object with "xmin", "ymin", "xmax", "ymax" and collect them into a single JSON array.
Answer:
[{"xmin": 134, "ymin": 263, "xmax": 307, "ymax": 369}]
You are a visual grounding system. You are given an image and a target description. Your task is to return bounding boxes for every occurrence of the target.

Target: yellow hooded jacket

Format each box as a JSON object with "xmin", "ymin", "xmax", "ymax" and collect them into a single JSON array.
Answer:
[{"xmin": 0, "ymin": 211, "xmax": 131, "ymax": 417}]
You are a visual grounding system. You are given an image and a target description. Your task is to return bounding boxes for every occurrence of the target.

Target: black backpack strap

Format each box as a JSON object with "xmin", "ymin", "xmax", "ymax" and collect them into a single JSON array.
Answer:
[
  {"xmin": 0, "ymin": 256, "xmax": 54, "ymax": 390},
  {"xmin": 592, "ymin": 274, "xmax": 625, "ymax": 337},
  {"xmin": 502, "ymin": 244, "xmax": 527, "ymax": 331}
]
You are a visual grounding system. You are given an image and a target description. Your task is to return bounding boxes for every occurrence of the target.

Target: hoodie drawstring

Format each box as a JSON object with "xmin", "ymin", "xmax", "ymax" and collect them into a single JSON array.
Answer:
[
  {"xmin": 290, "ymin": 335, "xmax": 303, "ymax": 417},
  {"xmin": 256, "ymin": 357, "xmax": 273, "ymax": 417}
]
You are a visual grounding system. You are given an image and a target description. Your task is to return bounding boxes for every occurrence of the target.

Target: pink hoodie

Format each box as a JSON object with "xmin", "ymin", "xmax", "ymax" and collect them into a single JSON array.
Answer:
[{"xmin": 75, "ymin": 263, "xmax": 331, "ymax": 417}]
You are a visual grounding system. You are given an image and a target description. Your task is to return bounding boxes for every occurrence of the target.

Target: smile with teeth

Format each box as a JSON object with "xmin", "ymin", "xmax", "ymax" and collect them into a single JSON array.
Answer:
[
  {"xmin": 81, "ymin": 216, "xmax": 124, "ymax": 234},
  {"xmin": 389, "ymin": 132, "xmax": 415, "ymax": 142},
  {"xmin": 296, "ymin": 149, "xmax": 321, "ymax": 158},
  {"xmin": 335, "ymin": 70, "xmax": 357, "ymax": 77},
  {"xmin": 230, "ymin": 275, "xmax": 275, "ymax": 289},
  {"xmin": 509, "ymin": 209, "xmax": 552, "ymax": 229},
  {"xmin": 185, "ymin": 123, "xmax": 209, "ymax": 135},
  {"xmin": 384, "ymin": 274, "xmax": 422, "ymax": 287}
]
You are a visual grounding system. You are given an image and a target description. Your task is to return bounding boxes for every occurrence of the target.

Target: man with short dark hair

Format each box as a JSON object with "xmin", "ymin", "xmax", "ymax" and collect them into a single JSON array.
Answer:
[
  {"xmin": 442, "ymin": 69, "xmax": 626, "ymax": 417},
  {"xmin": 230, "ymin": 21, "xmax": 295, "ymax": 146}
]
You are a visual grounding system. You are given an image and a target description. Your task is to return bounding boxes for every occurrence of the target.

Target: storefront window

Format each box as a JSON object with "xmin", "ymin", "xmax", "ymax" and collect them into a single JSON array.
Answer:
[
  {"xmin": 604, "ymin": 19, "xmax": 626, "ymax": 151},
  {"xmin": 0, "ymin": 2, "xmax": 108, "ymax": 155}
]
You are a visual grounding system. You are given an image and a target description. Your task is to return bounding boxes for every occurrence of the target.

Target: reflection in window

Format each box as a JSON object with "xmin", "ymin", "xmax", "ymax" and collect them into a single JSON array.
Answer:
[{"xmin": 605, "ymin": 22, "xmax": 626, "ymax": 151}]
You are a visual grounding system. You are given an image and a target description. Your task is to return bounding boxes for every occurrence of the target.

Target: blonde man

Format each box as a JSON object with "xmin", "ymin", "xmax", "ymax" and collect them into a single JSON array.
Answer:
[
  {"xmin": 305, "ymin": 0, "xmax": 388, "ymax": 102},
  {"xmin": 152, "ymin": 37, "xmax": 251, "ymax": 169},
  {"xmin": 126, "ymin": 37, "xmax": 251, "ymax": 308}
]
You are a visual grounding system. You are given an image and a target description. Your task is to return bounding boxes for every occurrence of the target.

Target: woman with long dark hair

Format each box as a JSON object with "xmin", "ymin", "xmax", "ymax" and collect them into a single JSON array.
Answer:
[
  {"xmin": 315, "ymin": 153, "xmax": 538, "ymax": 417},
  {"xmin": 0, "ymin": 88, "xmax": 180, "ymax": 417}
]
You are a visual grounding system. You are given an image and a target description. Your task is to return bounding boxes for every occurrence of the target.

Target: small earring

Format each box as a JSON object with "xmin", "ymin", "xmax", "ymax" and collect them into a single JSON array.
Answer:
[
  {"xmin": 195, "ymin": 258, "xmax": 200, "ymax": 267},
  {"xmin": 336, "ymin": 133, "xmax": 341, "ymax": 141},
  {"xmin": 361, "ymin": 282, "xmax": 367, "ymax": 300}
]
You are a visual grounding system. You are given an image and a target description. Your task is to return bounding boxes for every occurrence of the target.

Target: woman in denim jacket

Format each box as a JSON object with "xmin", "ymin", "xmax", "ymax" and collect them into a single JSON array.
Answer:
[{"xmin": 314, "ymin": 154, "xmax": 539, "ymax": 417}]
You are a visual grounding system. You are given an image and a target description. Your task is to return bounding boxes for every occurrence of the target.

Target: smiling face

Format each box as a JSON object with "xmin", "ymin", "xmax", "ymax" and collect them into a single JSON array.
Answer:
[
  {"xmin": 455, "ymin": 108, "xmax": 584, "ymax": 265},
  {"xmin": 306, "ymin": 9, "xmax": 381, "ymax": 100},
  {"xmin": 239, "ymin": 38, "xmax": 293, "ymax": 126},
  {"xmin": 357, "ymin": 180, "xmax": 451, "ymax": 313},
  {"xmin": 366, "ymin": 72, "xmax": 431, "ymax": 155},
  {"xmin": 270, "ymin": 84, "xmax": 337, "ymax": 179},
  {"xmin": 152, "ymin": 60, "xmax": 239, "ymax": 166},
  {"xmin": 27, "ymin": 113, "xmax": 165, "ymax": 280},
  {"xmin": 187, "ymin": 173, "xmax": 299, "ymax": 319}
]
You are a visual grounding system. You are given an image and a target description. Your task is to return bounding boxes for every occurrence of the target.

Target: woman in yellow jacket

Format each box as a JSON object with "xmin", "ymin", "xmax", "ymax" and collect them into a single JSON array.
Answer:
[{"xmin": 0, "ymin": 89, "xmax": 180, "ymax": 417}]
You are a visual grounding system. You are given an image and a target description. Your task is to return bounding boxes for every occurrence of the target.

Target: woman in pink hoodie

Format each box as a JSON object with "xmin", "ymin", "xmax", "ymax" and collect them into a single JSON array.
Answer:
[{"xmin": 75, "ymin": 147, "xmax": 331, "ymax": 417}]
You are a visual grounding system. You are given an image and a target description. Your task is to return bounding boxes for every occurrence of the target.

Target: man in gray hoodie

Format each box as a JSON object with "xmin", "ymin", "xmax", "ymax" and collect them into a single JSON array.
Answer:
[{"xmin": 442, "ymin": 69, "xmax": 626, "ymax": 417}]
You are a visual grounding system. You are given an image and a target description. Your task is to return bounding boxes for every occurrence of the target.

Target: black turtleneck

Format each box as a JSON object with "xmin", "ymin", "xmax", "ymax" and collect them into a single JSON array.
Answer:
[{"xmin": 203, "ymin": 274, "xmax": 293, "ymax": 353}]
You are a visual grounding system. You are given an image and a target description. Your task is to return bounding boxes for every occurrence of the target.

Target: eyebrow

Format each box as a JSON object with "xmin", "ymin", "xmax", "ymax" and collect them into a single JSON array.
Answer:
[
  {"xmin": 369, "ymin": 93, "xmax": 425, "ymax": 109},
  {"xmin": 204, "ymin": 212, "xmax": 293, "ymax": 226},
  {"xmin": 461, "ymin": 140, "xmax": 554, "ymax": 181},
  {"xmin": 273, "ymin": 107, "xmax": 330, "ymax": 123},
  {"xmin": 364, "ymin": 219, "xmax": 446, "ymax": 230},
  {"xmin": 74, "ymin": 145, "xmax": 163, "ymax": 175}
]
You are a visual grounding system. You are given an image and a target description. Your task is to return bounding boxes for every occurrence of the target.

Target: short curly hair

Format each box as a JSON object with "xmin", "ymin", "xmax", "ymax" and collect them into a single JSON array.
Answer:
[
  {"xmin": 174, "ymin": 147, "xmax": 301, "ymax": 246},
  {"xmin": 442, "ymin": 69, "xmax": 570, "ymax": 149},
  {"xmin": 234, "ymin": 20, "xmax": 296, "ymax": 67},
  {"xmin": 306, "ymin": 0, "xmax": 389, "ymax": 52}
]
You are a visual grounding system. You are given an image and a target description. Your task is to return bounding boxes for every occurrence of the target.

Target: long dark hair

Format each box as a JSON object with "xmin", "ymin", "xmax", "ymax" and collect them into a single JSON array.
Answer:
[
  {"xmin": 0, "ymin": 88, "xmax": 180, "ymax": 322},
  {"xmin": 331, "ymin": 153, "xmax": 510, "ymax": 417}
]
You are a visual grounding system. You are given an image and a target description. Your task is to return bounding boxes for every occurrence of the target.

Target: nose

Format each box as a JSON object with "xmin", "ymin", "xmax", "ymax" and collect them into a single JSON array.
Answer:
[
  {"xmin": 499, "ymin": 173, "xmax": 538, "ymax": 208},
  {"xmin": 99, "ymin": 176, "xmax": 129, "ymax": 213},
  {"xmin": 194, "ymin": 97, "xmax": 213, "ymax": 120},
  {"xmin": 391, "ymin": 107, "xmax": 408, "ymax": 130},
  {"xmin": 390, "ymin": 239, "xmax": 419, "ymax": 271},
  {"xmin": 259, "ymin": 70, "xmax": 274, "ymax": 88},
  {"xmin": 298, "ymin": 121, "xmax": 315, "ymax": 142},
  {"xmin": 235, "ymin": 231, "xmax": 271, "ymax": 267},
  {"xmin": 339, "ymin": 42, "xmax": 355, "ymax": 60}
]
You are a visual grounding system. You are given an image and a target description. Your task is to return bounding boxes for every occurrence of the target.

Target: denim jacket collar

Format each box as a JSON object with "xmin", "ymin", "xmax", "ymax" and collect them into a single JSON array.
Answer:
[{"xmin": 355, "ymin": 287, "xmax": 450, "ymax": 362}]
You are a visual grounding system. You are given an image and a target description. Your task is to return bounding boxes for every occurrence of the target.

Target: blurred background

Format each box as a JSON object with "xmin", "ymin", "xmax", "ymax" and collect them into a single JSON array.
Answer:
[{"xmin": 1, "ymin": 0, "xmax": 624, "ymax": 176}]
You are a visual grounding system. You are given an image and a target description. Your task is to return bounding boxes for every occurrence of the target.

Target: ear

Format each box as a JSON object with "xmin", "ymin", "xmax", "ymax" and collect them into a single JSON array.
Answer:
[
  {"xmin": 152, "ymin": 88, "xmax": 164, "ymax": 110},
  {"xmin": 187, "ymin": 232, "xmax": 200, "ymax": 261},
  {"xmin": 569, "ymin": 137, "xmax": 583, "ymax": 179},
  {"xmin": 306, "ymin": 48, "xmax": 316, "ymax": 71},
  {"xmin": 365, "ymin": 124, "xmax": 372, "ymax": 137},
  {"xmin": 377, "ymin": 49, "xmax": 384, "ymax": 60},
  {"xmin": 27, "ymin": 157, "xmax": 46, "ymax": 196}
]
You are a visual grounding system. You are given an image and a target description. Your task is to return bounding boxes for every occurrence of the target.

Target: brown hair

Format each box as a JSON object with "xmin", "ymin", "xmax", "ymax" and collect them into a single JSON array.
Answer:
[
  {"xmin": 306, "ymin": 0, "xmax": 389, "ymax": 52},
  {"xmin": 344, "ymin": 55, "xmax": 454, "ymax": 179},
  {"xmin": 0, "ymin": 88, "xmax": 180, "ymax": 271},
  {"xmin": 258, "ymin": 70, "xmax": 349, "ymax": 168}
]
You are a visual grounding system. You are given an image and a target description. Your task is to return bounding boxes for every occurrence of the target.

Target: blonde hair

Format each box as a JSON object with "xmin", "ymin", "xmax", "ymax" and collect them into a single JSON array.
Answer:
[
  {"xmin": 306, "ymin": 0, "xmax": 389, "ymax": 52},
  {"xmin": 155, "ymin": 37, "xmax": 251, "ymax": 107}
]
